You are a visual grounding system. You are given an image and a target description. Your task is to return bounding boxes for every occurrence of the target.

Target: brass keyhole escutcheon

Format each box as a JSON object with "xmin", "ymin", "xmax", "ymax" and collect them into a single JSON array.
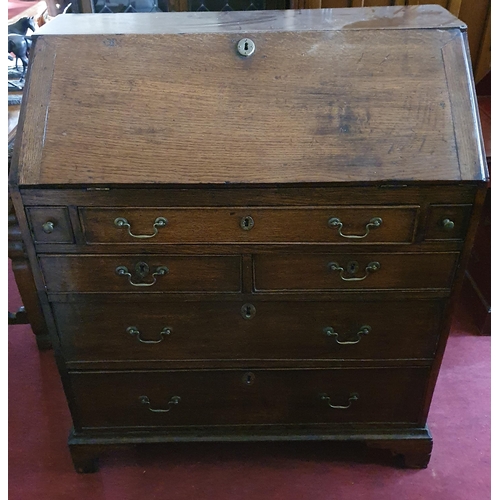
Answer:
[
  {"xmin": 135, "ymin": 261, "xmax": 150, "ymax": 278},
  {"xmin": 240, "ymin": 216, "xmax": 255, "ymax": 231},
  {"xmin": 242, "ymin": 372, "xmax": 255, "ymax": 385},
  {"xmin": 241, "ymin": 303, "xmax": 256, "ymax": 320},
  {"xmin": 346, "ymin": 261, "xmax": 359, "ymax": 275},
  {"xmin": 237, "ymin": 38, "xmax": 255, "ymax": 57}
]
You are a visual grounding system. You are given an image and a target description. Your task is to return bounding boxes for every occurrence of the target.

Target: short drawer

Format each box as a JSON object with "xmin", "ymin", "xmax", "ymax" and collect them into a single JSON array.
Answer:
[
  {"xmin": 70, "ymin": 367, "xmax": 429, "ymax": 429},
  {"xmin": 80, "ymin": 206, "xmax": 418, "ymax": 244},
  {"xmin": 424, "ymin": 204, "xmax": 473, "ymax": 241},
  {"xmin": 54, "ymin": 299, "xmax": 443, "ymax": 362},
  {"xmin": 254, "ymin": 252, "xmax": 459, "ymax": 291},
  {"xmin": 26, "ymin": 207, "xmax": 74, "ymax": 243},
  {"xmin": 39, "ymin": 255, "xmax": 242, "ymax": 293}
]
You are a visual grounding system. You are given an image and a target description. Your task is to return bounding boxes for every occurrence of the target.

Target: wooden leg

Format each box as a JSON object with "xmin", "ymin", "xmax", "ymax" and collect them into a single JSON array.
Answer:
[
  {"xmin": 367, "ymin": 436, "xmax": 433, "ymax": 469},
  {"xmin": 69, "ymin": 444, "xmax": 101, "ymax": 473}
]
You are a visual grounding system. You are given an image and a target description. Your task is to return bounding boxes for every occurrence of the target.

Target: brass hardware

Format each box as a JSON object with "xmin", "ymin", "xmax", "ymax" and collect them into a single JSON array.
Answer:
[
  {"xmin": 42, "ymin": 221, "xmax": 55, "ymax": 234},
  {"xmin": 323, "ymin": 325, "xmax": 371, "ymax": 345},
  {"xmin": 319, "ymin": 392, "xmax": 359, "ymax": 409},
  {"xmin": 328, "ymin": 261, "xmax": 380, "ymax": 281},
  {"xmin": 442, "ymin": 218, "xmax": 455, "ymax": 231},
  {"xmin": 237, "ymin": 38, "xmax": 255, "ymax": 57},
  {"xmin": 328, "ymin": 216, "xmax": 382, "ymax": 239},
  {"xmin": 242, "ymin": 372, "xmax": 256, "ymax": 385},
  {"xmin": 127, "ymin": 326, "xmax": 172, "ymax": 344},
  {"xmin": 139, "ymin": 395, "xmax": 181, "ymax": 413},
  {"xmin": 114, "ymin": 216, "xmax": 167, "ymax": 239},
  {"xmin": 240, "ymin": 216, "xmax": 255, "ymax": 231},
  {"xmin": 115, "ymin": 263, "xmax": 169, "ymax": 287},
  {"xmin": 241, "ymin": 303, "xmax": 256, "ymax": 320},
  {"xmin": 135, "ymin": 261, "xmax": 149, "ymax": 278},
  {"xmin": 346, "ymin": 261, "xmax": 359, "ymax": 275}
]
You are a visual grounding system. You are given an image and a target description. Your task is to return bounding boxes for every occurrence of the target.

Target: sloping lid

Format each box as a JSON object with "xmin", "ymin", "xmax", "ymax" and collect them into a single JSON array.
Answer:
[{"xmin": 13, "ymin": 7, "xmax": 487, "ymax": 186}]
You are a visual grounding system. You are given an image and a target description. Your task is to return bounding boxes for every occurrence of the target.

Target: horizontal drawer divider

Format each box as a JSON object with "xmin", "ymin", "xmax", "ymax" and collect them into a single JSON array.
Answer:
[
  {"xmin": 46, "ymin": 290, "xmax": 452, "ymax": 302},
  {"xmin": 68, "ymin": 365, "xmax": 432, "ymax": 374},
  {"xmin": 34, "ymin": 242, "xmax": 466, "ymax": 254},
  {"xmin": 80, "ymin": 421, "xmax": 423, "ymax": 431},
  {"xmin": 65, "ymin": 359, "xmax": 435, "ymax": 370},
  {"xmin": 20, "ymin": 185, "xmax": 477, "ymax": 206}
]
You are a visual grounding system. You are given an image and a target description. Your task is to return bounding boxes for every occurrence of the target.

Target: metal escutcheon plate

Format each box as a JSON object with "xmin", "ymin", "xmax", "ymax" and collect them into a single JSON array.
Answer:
[{"xmin": 237, "ymin": 38, "xmax": 255, "ymax": 57}]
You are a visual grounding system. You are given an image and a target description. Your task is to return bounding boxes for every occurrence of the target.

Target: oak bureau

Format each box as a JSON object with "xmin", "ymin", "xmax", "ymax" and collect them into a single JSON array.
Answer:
[{"xmin": 9, "ymin": 6, "xmax": 487, "ymax": 472}]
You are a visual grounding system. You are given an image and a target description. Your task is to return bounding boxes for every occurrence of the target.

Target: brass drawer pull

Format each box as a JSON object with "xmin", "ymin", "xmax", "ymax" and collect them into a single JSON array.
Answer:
[
  {"xmin": 139, "ymin": 395, "xmax": 181, "ymax": 413},
  {"xmin": 328, "ymin": 216, "xmax": 382, "ymax": 239},
  {"xmin": 127, "ymin": 326, "xmax": 172, "ymax": 344},
  {"xmin": 42, "ymin": 221, "xmax": 55, "ymax": 234},
  {"xmin": 328, "ymin": 261, "xmax": 380, "ymax": 281},
  {"xmin": 441, "ymin": 218, "xmax": 455, "ymax": 231},
  {"xmin": 319, "ymin": 392, "xmax": 359, "ymax": 410},
  {"xmin": 323, "ymin": 325, "xmax": 371, "ymax": 345},
  {"xmin": 114, "ymin": 216, "xmax": 168, "ymax": 239},
  {"xmin": 115, "ymin": 263, "xmax": 169, "ymax": 287}
]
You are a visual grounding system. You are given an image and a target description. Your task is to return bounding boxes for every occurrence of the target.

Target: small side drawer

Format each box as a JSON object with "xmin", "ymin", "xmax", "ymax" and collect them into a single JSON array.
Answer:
[
  {"xmin": 424, "ymin": 205, "xmax": 473, "ymax": 241},
  {"xmin": 39, "ymin": 255, "xmax": 242, "ymax": 293},
  {"xmin": 26, "ymin": 207, "xmax": 74, "ymax": 243},
  {"xmin": 80, "ymin": 206, "xmax": 418, "ymax": 244},
  {"xmin": 69, "ymin": 367, "xmax": 430, "ymax": 429},
  {"xmin": 254, "ymin": 252, "xmax": 459, "ymax": 291}
]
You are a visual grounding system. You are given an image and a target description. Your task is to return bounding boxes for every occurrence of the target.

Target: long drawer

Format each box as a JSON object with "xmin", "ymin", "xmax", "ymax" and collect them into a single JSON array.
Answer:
[
  {"xmin": 78, "ymin": 206, "xmax": 418, "ymax": 244},
  {"xmin": 254, "ymin": 252, "xmax": 459, "ymax": 291},
  {"xmin": 39, "ymin": 255, "xmax": 242, "ymax": 293},
  {"xmin": 53, "ymin": 300, "xmax": 443, "ymax": 362},
  {"xmin": 70, "ymin": 367, "xmax": 430, "ymax": 429}
]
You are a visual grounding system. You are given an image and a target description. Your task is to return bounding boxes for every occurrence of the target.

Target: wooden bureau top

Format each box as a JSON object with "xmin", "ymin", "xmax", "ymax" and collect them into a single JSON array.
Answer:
[
  {"xmin": 11, "ymin": 7, "xmax": 487, "ymax": 187},
  {"xmin": 35, "ymin": 6, "xmax": 464, "ymax": 35}
]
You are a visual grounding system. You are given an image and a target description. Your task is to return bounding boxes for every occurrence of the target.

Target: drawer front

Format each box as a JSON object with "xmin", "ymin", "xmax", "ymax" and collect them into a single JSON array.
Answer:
[
  {"xmin": 54, "ymin": 300, "xmax": 443, "ymax": 362},
  {"xmin": 27, "ymin": 207, "xmax": 74, "ymax": 243},
  {"xmin": 70, "ymin": 368, "xmax": 429, "ymax": 429},
  {"xmin": 424, "ymin": 204, "xmax": 473, "ymax": 241},
  {"xmin": 254, "ymin": 253, "xmax": 459, "ymax": 291},
  {"xmin": 80, "ymin": 206, "xmax": 418, "ymax": 244},
  {"xmin": 39, "ymin": 255, "xmax": 242, "ymax": 293}
]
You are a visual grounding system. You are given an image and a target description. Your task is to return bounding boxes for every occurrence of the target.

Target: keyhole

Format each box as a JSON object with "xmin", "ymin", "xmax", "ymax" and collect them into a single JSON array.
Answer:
[
  {"xmin": 242, "ymin": 372, "xmax": 255, "ymax": 385},
  {"xmin": 240, "ymin": 215, "xmax": 254, "ymax": 231},
  {"xmin": 237, "ymin": 38, "xmax": 255, "ymax": 57},
  {"xmin": 135, "ymin": 261, "xmax": 150, "ymax": 278},
  {"xmin": 347, "ymin": 261, "xmax": 359, "ymax": 275},
  {"xmin": 241, "ymin": 303, "xmax": 256, "ymax": 320}
]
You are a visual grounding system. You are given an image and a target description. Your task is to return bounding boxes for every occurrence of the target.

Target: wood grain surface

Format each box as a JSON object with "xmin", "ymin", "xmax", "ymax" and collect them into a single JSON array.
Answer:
[
  {"xmin": 39, "ymin": 254, "xmax": 242, "ymax": 292},
  {"xmin": 18, "ymin": 27, "xmax": 475, "ymax": 185},
  {"xmin": 69, "ymin": 367, "xmax": 430, "ymax": 428},
  {"xmin": 53, "ymin": 298, "xmax": 444, "ymax": 363},
  {"xmin": 79, "ymin": 206, "xmax": 418, "ymax": 244},
  {"xmin": 253, "ymin": 252, "xmax": 459, "ymax": 291},
  {"xmin": 34, "ymin": 6, "xmax": 463, "ymax": 36}
]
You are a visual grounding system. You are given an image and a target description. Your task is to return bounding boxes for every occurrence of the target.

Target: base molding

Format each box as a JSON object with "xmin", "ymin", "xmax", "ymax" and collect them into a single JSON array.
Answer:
[{"xmin": 68, "ymin": 425, "xmax": 433, "ymax": 473}]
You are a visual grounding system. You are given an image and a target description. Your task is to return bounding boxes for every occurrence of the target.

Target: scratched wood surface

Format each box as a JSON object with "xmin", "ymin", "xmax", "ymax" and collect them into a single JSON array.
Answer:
[
  {"xmin": 34, "ymin": 6, "xmax": 463, "ymax": 35},
  {"xmin": 18, "ymin": 24, "xmax": 478, "ymax": 185}
]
